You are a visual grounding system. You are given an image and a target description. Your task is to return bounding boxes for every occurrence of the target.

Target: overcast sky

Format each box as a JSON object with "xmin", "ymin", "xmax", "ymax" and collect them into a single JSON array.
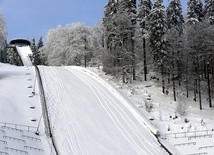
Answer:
[{"xmin": 0, "ymin": 0, "xmax": 186, "ymax": 42}]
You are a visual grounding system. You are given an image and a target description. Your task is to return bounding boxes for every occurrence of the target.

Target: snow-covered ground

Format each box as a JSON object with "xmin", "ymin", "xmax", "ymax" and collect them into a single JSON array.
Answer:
[
  {"xmin": 0, "ymin": 63, "xmax": 52, "ymax": 155},
  {"xmin": 39, "ymin": 66, "xmax": 167, "ymax": 155},
  {"xmin": 88, "ymin": 67, "xmax": 214, "ymax": 155}
]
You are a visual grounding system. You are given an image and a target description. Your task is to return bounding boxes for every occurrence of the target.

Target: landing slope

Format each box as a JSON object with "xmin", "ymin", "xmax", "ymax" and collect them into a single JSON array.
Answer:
[{"xmin": 39, "ymin": 66, "xmax": 167, "ymax": 155}]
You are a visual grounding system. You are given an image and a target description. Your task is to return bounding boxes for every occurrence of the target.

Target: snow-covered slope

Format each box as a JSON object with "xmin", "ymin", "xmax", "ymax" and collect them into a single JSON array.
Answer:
[
  {"xmin": 0, "ymin": 63, "xmax": 52, "ymax": 154},
  {"xmin": 39, "ymin": 66, "xmax": 168, "ymax": 155},
  {"xmin": 16, "ymin": 46, "xmax": 32, "ymax": 67},
  {"xmin": 88, "ymin": 67, "xmax": 214, "ymax": 155}
]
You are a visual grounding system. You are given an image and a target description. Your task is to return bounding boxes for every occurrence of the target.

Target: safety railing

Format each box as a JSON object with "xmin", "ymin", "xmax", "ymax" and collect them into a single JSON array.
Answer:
[
  {"xmin": 0, "ymin": 122, "xmax": 37, "ymax": 132},
  {"xmin": 161, "ymin": 129, "xmax": 214, "ymax": 139}
]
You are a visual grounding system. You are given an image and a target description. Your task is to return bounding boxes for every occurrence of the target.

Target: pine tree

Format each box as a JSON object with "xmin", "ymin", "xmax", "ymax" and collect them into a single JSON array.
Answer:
[
  {"xmin": 103, "ymin": 0, "xmax": 118, "ymax": 72},
  {"xmin": 187, "ymin": 0, "xmax": 203, "ymax": 24},
  {"xmin": 148, "ymin": 0, "xmax": 167, "ymax": 93},
  {"xmin": 204, "ymin": 0, "xmax": 214, "ymax": 24},
  {"xmin": 148, "ymin": 0, "xmax": 167, "ymax": 63},
  {"xmin": 165, "ymin": 0, "xmax": 184, "ymax": 99},
  {"xmin": 37, "ymin": 37, "xmax": 44, "ymax": 65},
  {"xmin": 31, "ymin": 38, "xmax": 38, "ymax": 65},
  {"xmin": 127, "ymin": 0, "xmax": 137, "ymax": 80},
  {"xmin": 166, "ymin": 0, "xmax": 184, "ymax": 34},
  {"xmin": 103, "ymin": 0, "xmax": 137, "ymax": 82},
  {"xmin": 138, "ymin": 0, "xmax": 152, "ymax": 81}
]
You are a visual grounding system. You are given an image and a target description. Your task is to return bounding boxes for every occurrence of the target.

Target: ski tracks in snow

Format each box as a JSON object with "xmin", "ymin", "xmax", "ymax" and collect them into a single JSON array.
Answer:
[
  {"xmin": 65, "ymin": 67, "xmax": 165, "ymax": 155},
  {"xmin": 39, "ymin": 66, "xmax": 167, "ymax": 155},
  {"xmin": 40, "ymin": 67, "xmax": 88, "ymax": 155}
]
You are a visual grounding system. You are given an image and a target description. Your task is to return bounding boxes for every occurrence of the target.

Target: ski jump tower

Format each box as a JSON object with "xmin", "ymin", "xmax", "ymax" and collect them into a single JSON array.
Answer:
[{"xmin": 9, "ymin": 38, "xmax": 33, "ymax": 67}]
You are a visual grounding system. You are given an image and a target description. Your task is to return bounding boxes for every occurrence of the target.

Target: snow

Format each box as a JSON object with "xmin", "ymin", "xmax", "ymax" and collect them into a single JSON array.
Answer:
[
  {"xmin": 2, "ymin": 43, "xmax": 214, "ymax": 155},
  {"xmin": 38, "ymin": 66, "xmax": 167, "ymax": 155},
  {"xmin": 88, "ymin": 67, "xmax": 214, "ymax": 155},
  {"xmin": 16, "ymin": 46, "xmax": 32, "ymax": 67},
  {"xmin": 0, "ymin": 44, "xmax": 52, "ymax": 154},
  {"xmin": 0, "ymin": 63, "xmax": 52, "ymax": 154}
]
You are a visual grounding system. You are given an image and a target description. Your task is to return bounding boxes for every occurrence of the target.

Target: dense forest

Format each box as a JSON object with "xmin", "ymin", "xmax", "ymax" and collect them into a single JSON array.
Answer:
[{"xmin": 1, "ymin": 0, "xmax": 214, "ymax": 110}]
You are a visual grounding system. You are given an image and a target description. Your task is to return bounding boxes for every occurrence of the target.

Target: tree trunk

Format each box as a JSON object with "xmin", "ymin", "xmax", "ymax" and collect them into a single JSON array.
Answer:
[
  {"xmin": 143, "ymin": 37, "xmax": 147, "ymax": 81},
  {"xmin": 173, "ymin": 73, "xmax": 176, "ymax": 101},
  {"xmin": 194, "ymin": 79, "xmax": 197, "ymax": 102},
  {"xmin": 161, "ymin": 62, "xmax": 165, "ymax": 94},
  {"xmin": 198, "ymin": 77, "xmax": 202, "ymax": 110},
  {"xmin": 207, "ymin": 63, "xmax": 212, "ymax": 108},
  {"xmin": 204, "ymin": 59, "xmax": 207, "ymax": 79},
  {"xmin": 212, "ymin": 65, "xmax": 214, "ymax": 76},
  {"xmin": 168, "ymin": 68, "xmax": 170, "ymax": 84},
  {"xmin": 186, "ymin": 62, "xmax": 189, "ymax": 98},
  {"xmin": 131, "ymin": 33, "xmax": 136, "ymax": 81},
  {"xmin": 123, "ymin": 68, "xmax": 126, "ymax": 84},
  {"xmin": 84, "ymin": 54, "xmax": 87, "ymax": 68},
  {"xmin": 177, "ymin": 51, "xmax": 181, "ymax": 86},
  {"xmin": 196, "ymin": 58, "xmax": 202, "ymax": 110}
]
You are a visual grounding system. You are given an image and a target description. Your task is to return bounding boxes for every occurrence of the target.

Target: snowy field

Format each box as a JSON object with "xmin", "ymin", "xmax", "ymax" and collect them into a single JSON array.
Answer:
[{"xmin": 39, "ymin": 66, "xmax": 167, "ymax": 155}]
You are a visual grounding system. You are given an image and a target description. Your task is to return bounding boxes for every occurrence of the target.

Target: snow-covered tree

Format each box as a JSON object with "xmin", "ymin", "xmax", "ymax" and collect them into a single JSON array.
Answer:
[
  {"xmin": 186, "ymin": 0, "xmax": 203, "ymax": 24},
  {"xmin": 65, "ymin": 23, "xmax": 92, "ymax": 66},
  {"xmin": 148, "ymin": 0, "xmax": 167, "ymax": 93},
  {"xmin": 165, "ymin": 0, "xmax": 184, "ymax": 99},
  {"xmin": 194, "ymin": 0, "xmax": 204, "ymax": 21},
  {"xmin": 166, "ymin": 0, "xmax": 184, "ymax": 34},
  {"xmin": 139, "ymin": 0, "xmax": 153, "ymax": 29},
  {"xmin": 138, "ymin": 0, "xmax": 152, "ymax": 81},
  {"xmin": 0, "ymin": 11, "xmax": 7, "ymax": 48},
  {"xmin": 37, "ymin": 37, "xmax": 44, "ymax": 65},
  {"xmin": 0, "ymin": 11, "xmax": 7, "ymax": 62},
  {"xmin": 103, "ymin": 0, "xmax": 137, "ymax": 82},
  {"xmin": 204, "ymin": 0, "xmax": 214, "ymax": 24},
  {"xmin": 43, "ymin": 23, "xmax": 93, "ymax": 66},
  {"xmin": 165, "ymin": 27, "xmax": 185, "ymax": 101},
  {"xmin": 90, "ymin": 22, "xmax": 105, "ymax": 66},
  {"xmin": 31, "ymin": 38, "xmax": 39, "ymax": 65},
  {"xmin": 186, "ymin": 21, "xmax": 214, "ymax": 109},
  {"xmin": 148, "ymin": 0, "xmax": 167, "ymax": 63}
]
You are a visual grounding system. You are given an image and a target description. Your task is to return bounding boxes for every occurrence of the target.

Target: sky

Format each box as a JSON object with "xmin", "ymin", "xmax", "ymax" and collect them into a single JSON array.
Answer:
[{"xmin": 0, "ymin": 0, "xmax": 186, "ymax": 43}]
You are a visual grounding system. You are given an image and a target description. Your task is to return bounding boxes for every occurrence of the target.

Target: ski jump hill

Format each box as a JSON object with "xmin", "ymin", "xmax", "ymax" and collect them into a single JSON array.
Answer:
[{"xmin": 9, "ymin": 39, "xmax": 169, "ymax": 154}]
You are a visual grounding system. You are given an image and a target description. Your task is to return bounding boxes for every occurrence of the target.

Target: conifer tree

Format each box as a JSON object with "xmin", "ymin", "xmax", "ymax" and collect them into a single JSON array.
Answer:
[
  {"xmin": 165, "ymin": 0, "xmax": 184, "ymax": 100},
  {"xmin": 138, "ymin": 0, "xmax": 152, "ymax": 81},
  {"xmin": 204, "ymin": 0, "xmax": 214, "ymax": 24},
  {"xmin": 103, "ymin": 0, "xmax": 137, "ymax": 82},
  {"xmin": 37, "ymin": 36, "xmax": 44, "ymax": 65},
  {"xmin": 103, "ymin": 0, "xmax": 118, "ymax": 71},
  {"xmin": 187, "ymin": 0, "xmax": 203, "ymax": 24},
  {"xmin": 166, "ymin": 0, "xmax": 184, "ymax": 34},
  {"xmin": 148, "ymin": 0, "xmax": 167, "ymax": 93},
  {"xmin": 31, "ymin": 38, "xmax": 38, "ymax": 65},
  {"xmin": 127, "ymin": 0, "xmax": 137, "ymax": 80},
  {"xmin": 148, "ymin": 0, "xmax": 167, "ymax": 63}
]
